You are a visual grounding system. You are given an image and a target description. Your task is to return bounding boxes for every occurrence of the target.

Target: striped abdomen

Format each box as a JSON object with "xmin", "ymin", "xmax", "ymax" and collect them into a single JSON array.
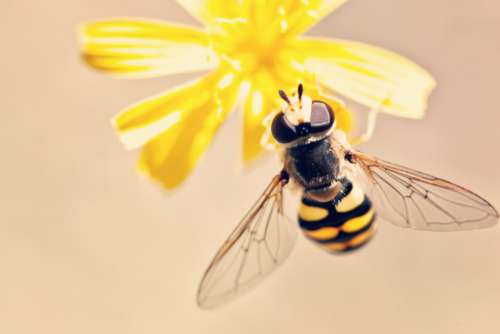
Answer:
[{"xmin": 298, "ymin": 179, "xmax": 377, "ymax": 253}]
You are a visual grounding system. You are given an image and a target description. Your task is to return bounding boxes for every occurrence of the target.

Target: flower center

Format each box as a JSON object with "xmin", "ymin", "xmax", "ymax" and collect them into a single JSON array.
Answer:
[{"xmin": 208, "ymin": 18, "xmax": 292, "ymax": 74}]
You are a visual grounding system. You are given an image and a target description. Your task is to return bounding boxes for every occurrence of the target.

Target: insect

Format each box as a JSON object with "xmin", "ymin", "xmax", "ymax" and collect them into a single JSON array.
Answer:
[{"xmin": 196, "ymin": 84, "xmax": 499, "ymax": 309}]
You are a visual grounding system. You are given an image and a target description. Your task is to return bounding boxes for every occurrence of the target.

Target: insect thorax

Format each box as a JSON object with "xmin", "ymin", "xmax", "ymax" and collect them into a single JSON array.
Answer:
[{"xmin": 285, "ymin": 136, "xmax": 339, "ymax": 191}]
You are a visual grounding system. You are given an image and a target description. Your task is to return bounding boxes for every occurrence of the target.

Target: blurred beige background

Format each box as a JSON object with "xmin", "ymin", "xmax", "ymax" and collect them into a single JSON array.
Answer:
[{"xmin": 1, "ymin": 0, "xmax": 500, "ymax": 333}]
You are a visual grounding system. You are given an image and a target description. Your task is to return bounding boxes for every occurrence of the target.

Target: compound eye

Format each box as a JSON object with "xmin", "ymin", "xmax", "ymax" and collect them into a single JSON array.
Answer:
[
  {"xmin": 271, "ymin": 112, "xmax": 298, "ymax": 144},
  {"xmin": 310, "ymin": 101, "xmax": 335, "ymax": 132}
]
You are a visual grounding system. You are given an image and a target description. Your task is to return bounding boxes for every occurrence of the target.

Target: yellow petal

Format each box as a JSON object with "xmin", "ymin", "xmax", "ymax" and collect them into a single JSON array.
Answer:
[
  {"xmin": 131, "ymin": 70, "xmax": 241, "ymax": 189},
  {"xmin": 114, "ymin": 80, "xmax": 207, "ymax": 149},
  {"xmin": 79, "ymin": 18, "xmax": 217, "ymax": 78},
  {"xmin": 243, "ymin": 87, "xmax": 268, "ymax": 162},
  {"xmin": 242, "ymin": 72, "xmax": 282, "ymax": 162},
  {"xmin": 300, "ymin": 38, "xmax": 436, "ymax": 119},
  {"xmin": 113, "ymin": 68, "xmax": 237, "ymax": 148}
]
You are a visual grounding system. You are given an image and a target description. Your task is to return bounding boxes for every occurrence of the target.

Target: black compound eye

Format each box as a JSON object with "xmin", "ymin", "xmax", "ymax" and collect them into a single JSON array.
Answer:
[
  {"xmin": 310, "ymin": 101, "xmax": 335, "ymax": 132},
  {"xmin": 271, "ymin": 112, "xmax": 298, "ymax": 144}
]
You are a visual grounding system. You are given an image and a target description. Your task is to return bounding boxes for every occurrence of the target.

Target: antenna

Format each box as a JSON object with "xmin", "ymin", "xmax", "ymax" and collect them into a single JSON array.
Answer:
[
  {"xmin": 297, "ymin": 83, "xmax": 303, "ymax": 108},
  {"xmin": 278, "ymin": 89, "xmax": 291, "ymax": 105}
]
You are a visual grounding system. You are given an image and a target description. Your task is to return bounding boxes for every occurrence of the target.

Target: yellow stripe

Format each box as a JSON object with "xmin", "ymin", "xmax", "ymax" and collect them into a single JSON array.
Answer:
[
  {"xmin": 299, "ymin": 203, "xmax": 329, "ymax": 221},
  {"xmin": 336, "ymin": 182, "xmax": 365, "ymax": 213},
  {"xmin": 323, "ymin": 242, "xmax": 347, "ymax": 252},
  {"xmin": 341, "ymin": 209, "xmax": 375, "ymax": 233},
  {"xmin": 348, "ymin": 224, "xmax": 377, "ymax": 248},
  {"xmin": 304, "ymin": 227, "xmax": 339, "ymax": 240}
]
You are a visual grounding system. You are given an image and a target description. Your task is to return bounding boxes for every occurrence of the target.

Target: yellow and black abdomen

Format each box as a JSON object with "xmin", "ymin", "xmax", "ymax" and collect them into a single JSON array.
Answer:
[{"xmin": 298, "ymin": 178, "xmax": 377, "ymax": 253}]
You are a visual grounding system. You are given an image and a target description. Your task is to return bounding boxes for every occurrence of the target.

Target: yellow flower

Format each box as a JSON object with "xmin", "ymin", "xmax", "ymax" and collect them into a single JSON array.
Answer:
[{"xmin": 79, "ymin": 0, "xmax": 436, "ymax": 189}]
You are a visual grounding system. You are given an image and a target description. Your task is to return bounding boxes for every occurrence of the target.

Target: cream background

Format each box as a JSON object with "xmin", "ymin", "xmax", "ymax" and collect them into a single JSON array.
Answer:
[{"xmin": 1, "ymin": 1, "xmax": 499, "ymax": 333}]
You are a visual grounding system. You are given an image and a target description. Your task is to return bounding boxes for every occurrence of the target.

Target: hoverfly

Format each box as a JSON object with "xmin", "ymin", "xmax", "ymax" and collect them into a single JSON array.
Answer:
[{"xmin": 197, "ymin": 84, "xmax": 499, "ymax": 309}]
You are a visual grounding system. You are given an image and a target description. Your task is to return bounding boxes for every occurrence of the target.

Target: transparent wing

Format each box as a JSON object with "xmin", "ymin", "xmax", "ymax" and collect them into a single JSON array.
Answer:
[
  {"xmin": 349, "ymin": 151, "xmax": 499, "ymax": 231},
  {"xmin": 197, "ymin": 172, "xmax": 297, "ymax": 309}
]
